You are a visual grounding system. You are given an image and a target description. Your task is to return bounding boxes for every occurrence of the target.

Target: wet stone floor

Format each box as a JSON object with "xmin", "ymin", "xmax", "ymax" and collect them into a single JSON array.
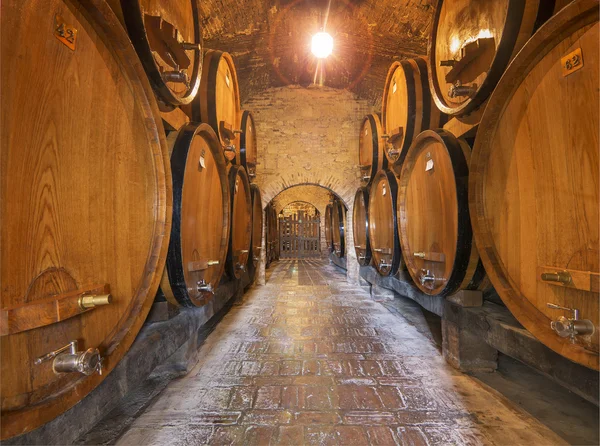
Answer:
[{"xmin": 117, "ymin": 260, "xmax": 564, "ymax": 445}]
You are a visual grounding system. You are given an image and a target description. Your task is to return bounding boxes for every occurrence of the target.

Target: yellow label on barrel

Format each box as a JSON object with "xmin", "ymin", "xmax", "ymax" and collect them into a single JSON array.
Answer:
[
  {"xmin": 54, "ymin": 15, "xmax": 77, "ymax": 51},
  {"xmin": 561, "ymin": 48, "xmax": 583, "ymax": 77}
]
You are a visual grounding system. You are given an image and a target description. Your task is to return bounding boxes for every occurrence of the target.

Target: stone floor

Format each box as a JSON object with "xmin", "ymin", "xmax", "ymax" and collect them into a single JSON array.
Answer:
[{"xmin": 116, "ymin": 260, "xmax": 566, "ymax": 445}]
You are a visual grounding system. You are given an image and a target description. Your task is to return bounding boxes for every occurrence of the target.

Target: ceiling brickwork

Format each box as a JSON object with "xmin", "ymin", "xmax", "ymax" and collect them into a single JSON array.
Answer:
[{"xmin": 198, "ymin": 0, "xmax": 435, "ymax": 104}]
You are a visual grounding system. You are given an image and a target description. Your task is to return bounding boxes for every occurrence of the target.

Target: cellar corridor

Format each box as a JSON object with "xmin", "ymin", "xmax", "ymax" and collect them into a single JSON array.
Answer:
[{"xmin": 110, "ymin": 260, "xmax": 564, "ymax": 445}]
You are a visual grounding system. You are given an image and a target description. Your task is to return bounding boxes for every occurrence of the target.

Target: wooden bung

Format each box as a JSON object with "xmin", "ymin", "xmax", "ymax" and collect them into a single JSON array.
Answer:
[
  {"xmin": 353, "ymin": 187, "xmax": 372, "ymax": 266},
  {"xmin": 1, "ymin": 0, "xmax": 171, "ymax": 438},
  {"xmin": 398, "ymin": 129, "xmax": 488, "ymax": 297},
  {"xmin": 469, "ymin": 0, "xmax": 599, "ymax": 370},
  {"xmin": 161, "ymin": 123, "xmax": 230, "ymax": 307}
]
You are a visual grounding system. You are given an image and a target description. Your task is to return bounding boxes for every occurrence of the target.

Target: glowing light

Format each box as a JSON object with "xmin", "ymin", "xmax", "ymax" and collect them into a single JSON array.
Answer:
[
  {"xmin": 449, "ymin": 29, "xmax": 493, "ymax": 55},
  {"xmin": 311, "ymin": 32, "xmax": 333, "ymax": 59}
]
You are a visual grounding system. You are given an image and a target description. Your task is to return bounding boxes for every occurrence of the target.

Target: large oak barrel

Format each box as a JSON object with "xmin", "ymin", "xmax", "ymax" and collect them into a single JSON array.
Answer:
[
  {"xmin": 358, "ymin": 114, "xmax": 387, "ymax": 185},
  {"xmin": 192, "ymin": 50, "xmax": 241, "ymax": 152},
  {"xmin": 249, "ymin": 184, "xmax": 263, "ymax": 275},
  {"xmin": 470, "ymin": 0, "xmax": 599, "ymax": 370},
  {"xmin": 332, "ymin": 199, "xmax": 347, "ymax": 258},
  {"xmin": 381, "ymin": 58, "xmax": 446, "ymax": 170},
  {"xmin": 227, "ymin": 165, "xmax": 252, "ymax": 278},
  {"xmin": 161, "ymin": 123, "xmax": 229, "ymax": 307},
  {"xmin": 0, "ymin": 0, "xmax": 171, "ymax": 439},
  {"xmin": 353, "ymin": 187, "xmax": 372, "ymax": 266},
  {"xmin": 119, "ymin": 0, "xmax": 202, "ymax": 106},
  {"xmin": 368, "ymin": 170, "xmax": 402, "ymax": 276},
  {"xmin": 265, "ymin": 204, "xmax": 275, "ymax": 265},
  {"xmin": 398, "ymin": 130, "xmax": 487, "ymax": 296},
  {"xmin": 325, "ymin": 204, "xmax": 334, "ymax": 253},
  {"xmin": 428, "ymin": 0, "xmax": 550, "ymax": 117},
  {"xmin": 239, "ymin": 110, "xmax": 258, "ymax": 180}
]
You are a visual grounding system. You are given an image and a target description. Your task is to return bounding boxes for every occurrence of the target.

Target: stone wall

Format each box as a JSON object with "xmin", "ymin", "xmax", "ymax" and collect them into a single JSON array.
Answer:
[
  {"xmin": 280, "ymin": 202, "xmax": 319, "ymax": 218},
  {"xmin": 246, "ymin": 85, "xmax": 373, "ymax": 283}
]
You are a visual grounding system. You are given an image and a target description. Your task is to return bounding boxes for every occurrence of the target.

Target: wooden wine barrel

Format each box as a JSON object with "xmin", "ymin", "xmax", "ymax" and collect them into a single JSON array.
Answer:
[
  {"xmin": 161, "ymin": 123, "xmax": 229, "ymax": 307},
  {"xmin": 381, "ymin": 57, "xmax": 446, "ymax": 170},
  {"xmin": 119, "ymin": 0, "xmax": 202, "ymax": 106},
  {"xmin": 353, "ymin": 187, "xmax": 372, "ymax": 266},
  {"xmin": 193, "ymin": 50, "xmax": 241, "ymax": 151},
  {"xmin": 239, "ymin": 110, "xmax": 258, "ymax": 180},
  {"xmin": 0, "ymin": 0, "xmax": 171, "ymax": 439},
  {"xmin": 359, "ymin": 114, "xmax": 387, "ymax": 185},
  {"xmin": 398, "ymin": 130, "xmax": 487, "ymax": 296},
  {"xmin": 368, "ymin": 170, "xmax": 402, "ymax": 276},
  {"xmin": 325, "ymin": 204, "xmax": 334, "ymax": 253},
  {"xmin": 227, "ymin": 165, "xmax": 252, "ymax": 279},
  {"xmin": 428, "ymin": 0, "xmax": 551, "ymax": 117},
  {"xmin": 470, "ymin": 0, "xmax": 599, "ymax": 370},
  {"xmin": 265, "ymin": 205, "xmax": 274, "ymax": 265},
  {"xmin": 332, "ymin": 199, "xmax": 347, "ymax": 258},
  {"xmin": 249, "ymin": 184, "xmax": 263, "ymax": 273}
]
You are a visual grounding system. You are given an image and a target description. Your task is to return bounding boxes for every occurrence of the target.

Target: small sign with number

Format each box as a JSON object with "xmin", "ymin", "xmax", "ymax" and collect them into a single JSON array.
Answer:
[
  {"xmin": 54, "ymin": 14, "xmax": 77, "ymax": 51},
  {"xmin": 561, "ymin": 48, "xmax": 583, "ymax": 77}
]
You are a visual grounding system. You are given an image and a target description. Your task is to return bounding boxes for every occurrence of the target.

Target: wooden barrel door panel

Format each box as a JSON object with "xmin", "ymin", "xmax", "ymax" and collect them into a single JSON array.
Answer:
[
  {"xmin": 227, "ymin": 166, "xmax": 252, "ymax": 278},
  {"xmin": 358, "ymin": 114, "xmax": 387, "ymax": 185},
  {"xmin": 162, "ymin": 123, "xmax": 229, "ymax": 307},
  {"xmin": 368, "ymin": 171, "xmax": 402, "ymax": 276},
  {"xmin": 470, "ymin": 0, "xmax": 599, "ymax": 369},
  {"xmin": 399, "ymin": 130, "xmax": 484, "ymax": 296},
  {"xmin": 429, "ymin": 0, "xmax": 546, "ymax": 116},
  {"xmin": 382, "ymin": 58, "xmax": 446, "ymax": 170},
  {"xmin": 0, "ymin": 0, "xmax": 171, "ymax": 438},
  {"xmin": 332, "ymin": 199, "xmax": 346, "ymax": 258},
  {"xmin": 249, "ymin": 184, "xmax": 263, "ymax": 271},
  {"xmin": 195, "ymin": 51, "xmax": 241, "ymax": 153},
  {"xmin": 353, "ymin": 187, "xmax": 372, "ymax": 266},
  {"xmin": 120, "ymin": 0, "xmax": 202, "ymax": 105},
  {"xmin": 240, "ymin": 110, "xmax": 258, "ymax": 180}
]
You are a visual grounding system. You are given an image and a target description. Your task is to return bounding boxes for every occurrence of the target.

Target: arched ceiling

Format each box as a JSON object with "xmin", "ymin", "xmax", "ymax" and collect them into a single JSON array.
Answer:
[{"xmin": 198, "ymin": 0, "xmax": 436, "ymax": 104}]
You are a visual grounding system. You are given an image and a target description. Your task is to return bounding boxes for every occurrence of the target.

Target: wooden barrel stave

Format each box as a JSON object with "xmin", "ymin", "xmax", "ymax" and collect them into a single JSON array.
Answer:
[
  {"xmin": 161, "ymin": 123, "xmax": 229, "ymax": 307},
  {"xmin": 470, "ymin": 0, "xmax": 599, "ymax": 370},
  {"xmin": 227, "ymin": 165, "xmax": 252, "ymax": 279},
  {"xmin": 382, "ymin": 57, "xmax": 446, "ymax": 171},
  {"xmin": 353, "ymin": 187, "xmax": 372, "ymax": 266},
  {"xmin": 358, "ymin": 114, "xmax": 387, "ymax": 185},
  {"xmin": 0, "ymin": 0, "xmax": 171, "ymax": 438},
  {"xmin": 398, "ymin": 129, "xmax": 486, "ymax": 296},
  {"xmin": 119, "ymin": 0, "xmax": 202, "ymax": 106},
  {"xmin": 368, "ymin": 170, "xmax": 402, "ymax": 276},
  {"xmin": 325, "ymin": 204, "xmax": 333, "ymax": 253},
  {"xmin": 428, "ymin": 0, "xmax": 546, "ymax": 116}
]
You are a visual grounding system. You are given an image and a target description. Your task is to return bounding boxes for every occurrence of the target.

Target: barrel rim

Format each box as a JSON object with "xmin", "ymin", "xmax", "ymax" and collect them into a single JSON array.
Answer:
[
  {"xmin": 227, "ymin": 165, "xmax": 252, "ymax": 279},
  {"xmin": 359, "ymin": 114, "xmax": 387, "ymax": 186},
  {"xmin": 398, "ymin": 129, "xmax": 472, "ymax": 296},
  {"xmin": 353, "ymin": 186, "xmax": 372, "ymax": 266},
  {"xmin": 332, "ymin": 199, "xmax": 346, "ymax": 258},
  {"xmin": 469, "ymin": 0, "xmax": 600, "ymax": 370},
  {"xmin": 120, "ymin": 0, "xmax": 202, "ymax": 106},
  {"xmin": 0, "ymin": 0, "xmax": 172, "ymax": 438},
  {"xmin": 165, "ymin": 122, "xmax": 229, "ymax": 307},
  {"xmin": 427, "ymin": 0, "xmax": 530, "ymax": 116},
  {"xmin": 368, "ymin": 169, "xmax": 402, "ymax": 276}
]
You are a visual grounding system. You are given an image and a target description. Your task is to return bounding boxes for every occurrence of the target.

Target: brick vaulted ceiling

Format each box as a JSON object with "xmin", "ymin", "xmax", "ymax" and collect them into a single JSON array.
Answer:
[{"xmin": 198, "ymin": 0, "xmax": 436, "ymax": 104}]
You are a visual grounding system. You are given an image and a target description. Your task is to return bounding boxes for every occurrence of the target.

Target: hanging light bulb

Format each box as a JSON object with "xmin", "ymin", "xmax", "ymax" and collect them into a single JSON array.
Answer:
[{"xmin": 311, "ymin": 32, "xmax": 333, "ymax": 59}]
